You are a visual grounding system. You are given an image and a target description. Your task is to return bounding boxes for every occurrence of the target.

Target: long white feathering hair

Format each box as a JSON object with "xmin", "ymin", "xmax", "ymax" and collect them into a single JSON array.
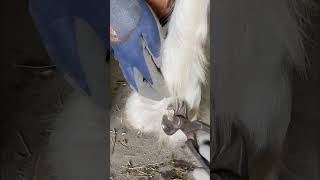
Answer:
[{"xmin": 125, "ymin": 0, "xmax": 210, "ymax": 146}]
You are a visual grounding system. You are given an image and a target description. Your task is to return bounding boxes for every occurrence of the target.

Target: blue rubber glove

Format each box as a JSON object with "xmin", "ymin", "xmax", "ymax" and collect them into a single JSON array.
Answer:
[{"xmin": 110, "ymin": 0, "xmax": 169, "ymax": 101}]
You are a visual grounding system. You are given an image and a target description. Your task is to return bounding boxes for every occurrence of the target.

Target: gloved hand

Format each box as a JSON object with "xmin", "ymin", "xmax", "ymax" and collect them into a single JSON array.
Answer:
[
  {"xmin": 192, "ymin": 130, "xmax": 210, "ymax": 180},
  {"xmin": 110, "ymin": 0, "xmax": 169, "ymax": 101}
]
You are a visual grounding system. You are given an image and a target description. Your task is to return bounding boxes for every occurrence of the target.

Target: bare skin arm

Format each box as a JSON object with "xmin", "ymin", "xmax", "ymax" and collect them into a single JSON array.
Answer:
[{"xmin": 145, "ymin": 0, "xmax": 173, "ymax": 20}]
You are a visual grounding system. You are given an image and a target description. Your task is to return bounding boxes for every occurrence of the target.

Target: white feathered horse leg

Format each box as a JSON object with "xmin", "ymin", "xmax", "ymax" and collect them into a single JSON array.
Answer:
[{"xmin": 125, "ymin": 0, "xmax": 210, "ymax": 146}]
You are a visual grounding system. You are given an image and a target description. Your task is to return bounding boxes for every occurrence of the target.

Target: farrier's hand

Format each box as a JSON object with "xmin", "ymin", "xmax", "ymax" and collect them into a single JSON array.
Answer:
[
  {"xmin": 192, "ymin": 130, "xmax": 210, "ymax": 180},
  {"xmin": 110, "ymin": 0, "xmax": 169, "ymax": 101}
]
